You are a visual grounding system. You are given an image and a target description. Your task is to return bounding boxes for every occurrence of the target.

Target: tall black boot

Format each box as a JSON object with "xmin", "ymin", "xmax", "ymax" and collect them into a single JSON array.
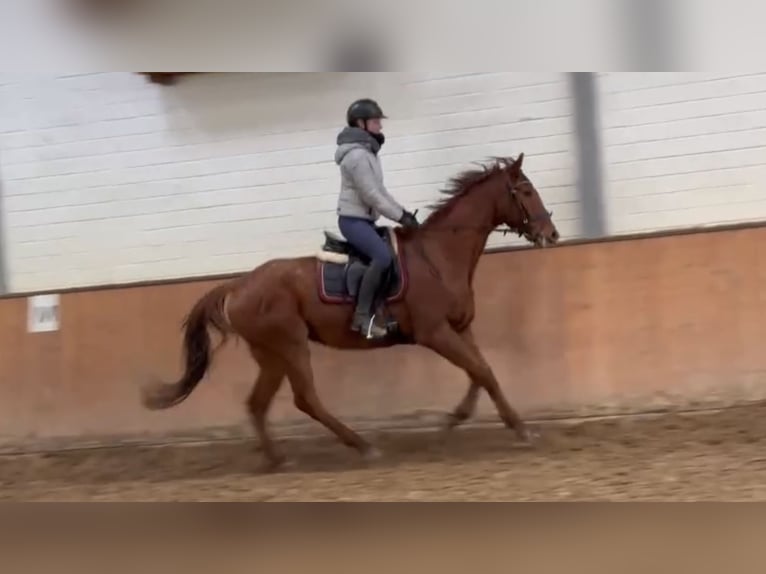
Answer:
[{"xmin": 351, "ymin": 261, "xmax": 388, "ymax": 339}]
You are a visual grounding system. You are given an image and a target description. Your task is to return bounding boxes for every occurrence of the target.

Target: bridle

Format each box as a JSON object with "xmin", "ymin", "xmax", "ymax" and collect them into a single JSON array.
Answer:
[
  {"xmin": 407, "ymin": 179, "xmax": 554, "ymax": 280},
  {"xmin": 507, "ymin": 180, "xmax": 554, "ymax": 239},
  {"xmin": 408, "ymin": 179, "xmax": 553, "ymax": 238}
]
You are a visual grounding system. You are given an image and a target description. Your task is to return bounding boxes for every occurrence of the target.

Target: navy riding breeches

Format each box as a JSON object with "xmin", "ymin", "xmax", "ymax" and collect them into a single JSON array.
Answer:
[{"xmin": 337, "ymin": 216, "xmax": 393, "ymax": 268}]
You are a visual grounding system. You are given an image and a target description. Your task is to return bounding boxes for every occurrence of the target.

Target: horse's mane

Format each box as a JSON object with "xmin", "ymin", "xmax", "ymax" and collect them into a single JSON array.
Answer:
[{"xmin": 424, "ymin": 156, "xmax": 517, "ymax": 225}]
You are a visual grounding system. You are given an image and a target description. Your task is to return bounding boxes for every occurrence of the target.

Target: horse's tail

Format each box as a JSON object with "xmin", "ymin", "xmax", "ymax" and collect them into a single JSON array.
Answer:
[{"xmin": 141, "ymin": 282, "xmax": 233, "ymax": 411}]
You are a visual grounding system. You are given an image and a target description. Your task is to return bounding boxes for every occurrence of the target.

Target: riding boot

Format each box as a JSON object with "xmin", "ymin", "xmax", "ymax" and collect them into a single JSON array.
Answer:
[{"xmin": 351, "ymin": 261, "xmax": 389, "ymax": 339}]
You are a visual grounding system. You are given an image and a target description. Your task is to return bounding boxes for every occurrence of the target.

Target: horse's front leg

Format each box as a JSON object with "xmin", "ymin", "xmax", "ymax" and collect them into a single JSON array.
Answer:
[
  {"xmin": 418, "ymin": 322, "xmax": 532, "ymax": 444},
  {"xmin": 444, "ymin": 328, "xmax": 482, "ymax": 431}
]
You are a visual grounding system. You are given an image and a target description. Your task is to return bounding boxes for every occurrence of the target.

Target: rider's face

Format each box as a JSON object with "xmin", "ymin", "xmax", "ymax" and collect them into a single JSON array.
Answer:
[{"xmin": 359, "ymin": 118, "xmax": 383, "ymax": 134}]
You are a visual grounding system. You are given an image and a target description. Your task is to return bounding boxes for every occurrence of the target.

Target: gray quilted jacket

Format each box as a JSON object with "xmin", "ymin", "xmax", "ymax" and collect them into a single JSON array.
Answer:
[{"xmin": 334, "ymin": 127, "xmax": 405, "ymax": 222}]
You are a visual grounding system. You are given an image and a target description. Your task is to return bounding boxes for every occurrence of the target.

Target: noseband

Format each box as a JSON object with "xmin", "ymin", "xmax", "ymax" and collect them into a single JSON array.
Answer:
[{"xmin": 508, "ymin": 181, "xmax": 553, "ymax": 237}]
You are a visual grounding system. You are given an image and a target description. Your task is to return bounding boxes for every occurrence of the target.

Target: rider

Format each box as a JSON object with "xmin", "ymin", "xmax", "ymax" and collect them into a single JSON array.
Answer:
[{"xmin": 335, "ymin": 98, "xmax": 420, "ymax": 339}]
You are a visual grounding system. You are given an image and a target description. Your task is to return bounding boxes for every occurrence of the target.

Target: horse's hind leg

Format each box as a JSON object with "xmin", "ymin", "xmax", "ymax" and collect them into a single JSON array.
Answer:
[
  {"xmin": 282, "ymin": 337, "xmax": 379, "ymax": 461},
  {"xmin": 247, "ymin": 348, "xmax": 287, "ymax": 471}
]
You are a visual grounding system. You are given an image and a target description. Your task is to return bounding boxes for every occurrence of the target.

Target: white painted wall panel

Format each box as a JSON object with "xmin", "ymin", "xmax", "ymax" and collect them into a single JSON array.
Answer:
[
  {"xmin": 599, "ymin": 72, "xmax": 766, "ymax": 235},
  {"xmin": 0, "ymin": 73, "xmax": 578, "ymax": 292}
]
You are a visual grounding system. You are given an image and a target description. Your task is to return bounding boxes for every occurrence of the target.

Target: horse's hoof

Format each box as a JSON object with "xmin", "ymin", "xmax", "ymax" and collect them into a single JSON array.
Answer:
[
  {"xmin": 260, "ymin": 457, "xmax": 294, "ymax": 474},
  {"xmin": 518, "ymin": 427, "xmax": 541, "ymax": 446},
  {"xmin": 443, "ymin": 413, "xmax": 463, "ymax": 430},
  {"xmin": 362, "ymin": 446, "xmax": 383, "ymax": 463}
]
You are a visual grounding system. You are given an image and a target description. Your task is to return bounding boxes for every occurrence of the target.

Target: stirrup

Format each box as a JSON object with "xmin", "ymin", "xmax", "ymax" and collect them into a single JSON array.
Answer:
[{"xmin": 353, "ymin": 314, "xmax": 387, "ymax": 340}]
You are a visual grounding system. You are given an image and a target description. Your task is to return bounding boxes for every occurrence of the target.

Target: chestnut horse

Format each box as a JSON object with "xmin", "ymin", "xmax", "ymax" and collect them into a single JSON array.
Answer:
[{"xmin": 142, "ymin": 153, "xmax": 560, "ymax": 469}]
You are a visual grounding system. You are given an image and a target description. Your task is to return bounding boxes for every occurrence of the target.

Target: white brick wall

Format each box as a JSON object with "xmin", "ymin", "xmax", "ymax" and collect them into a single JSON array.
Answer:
[
  {"xmin": 599, "ymin": 73, "xmax": 766, "ymax": 235},
  {"xmin": 0, "ymin": 73, "xmax": 578, "ymax": 292}
]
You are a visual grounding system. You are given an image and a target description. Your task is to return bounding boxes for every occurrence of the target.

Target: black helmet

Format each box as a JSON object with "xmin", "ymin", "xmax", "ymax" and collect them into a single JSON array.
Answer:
[{"xmin": 346, "ymin": 98, "xmax": 387, "ymax": 127}]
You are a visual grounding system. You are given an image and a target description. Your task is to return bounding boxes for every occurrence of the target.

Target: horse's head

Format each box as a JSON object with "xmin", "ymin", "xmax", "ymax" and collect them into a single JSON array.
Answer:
[{"xmin": 494, "ymin": 154, "xmax": 559, "ymax": 247}]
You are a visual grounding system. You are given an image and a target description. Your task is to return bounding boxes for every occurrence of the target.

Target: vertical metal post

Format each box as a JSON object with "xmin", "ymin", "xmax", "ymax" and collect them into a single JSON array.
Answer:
[{"xmin": 570, "ymin": 72, "xmax": 607, "ymax": 239}]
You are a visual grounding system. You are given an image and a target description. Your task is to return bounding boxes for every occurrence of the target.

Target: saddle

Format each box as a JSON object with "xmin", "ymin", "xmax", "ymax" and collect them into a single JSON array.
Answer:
[{"xmin": 315, "ymin": 225, "xmax": 407, "ymax": 313}]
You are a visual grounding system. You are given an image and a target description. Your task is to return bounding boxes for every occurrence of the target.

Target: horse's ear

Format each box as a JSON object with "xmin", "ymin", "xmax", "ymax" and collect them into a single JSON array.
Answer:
[{"xmin": 509, "ymin": 153, "xmax": 524, "ymax": 181}]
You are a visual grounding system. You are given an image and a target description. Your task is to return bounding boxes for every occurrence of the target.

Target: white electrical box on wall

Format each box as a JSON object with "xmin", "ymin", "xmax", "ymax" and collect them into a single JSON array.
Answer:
[{"xmin": 27, "ymin": 294, "xmax": 60, "ymax": 333}]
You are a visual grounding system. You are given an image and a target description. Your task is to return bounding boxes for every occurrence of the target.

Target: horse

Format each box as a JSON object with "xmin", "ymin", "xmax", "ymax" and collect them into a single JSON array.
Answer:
[{"xmin": 141, "ymin": 153, "xmax": 560, "ymax": 470}]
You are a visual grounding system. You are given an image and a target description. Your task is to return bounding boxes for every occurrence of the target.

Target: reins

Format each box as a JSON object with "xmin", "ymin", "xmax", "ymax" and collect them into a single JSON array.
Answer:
[
  {"xmin": 400, "ymin": 165, "xmax": 554, "ymax": 281},
  {"xmin": 403, "ymin": 211, "xmax": 523, "ymax": 282}
]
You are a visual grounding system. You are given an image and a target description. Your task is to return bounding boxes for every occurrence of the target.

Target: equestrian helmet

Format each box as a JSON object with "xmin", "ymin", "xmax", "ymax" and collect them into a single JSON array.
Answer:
[{"xmin": 346, "ymin": 98, "xmax": 387, "ymax": 127}]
